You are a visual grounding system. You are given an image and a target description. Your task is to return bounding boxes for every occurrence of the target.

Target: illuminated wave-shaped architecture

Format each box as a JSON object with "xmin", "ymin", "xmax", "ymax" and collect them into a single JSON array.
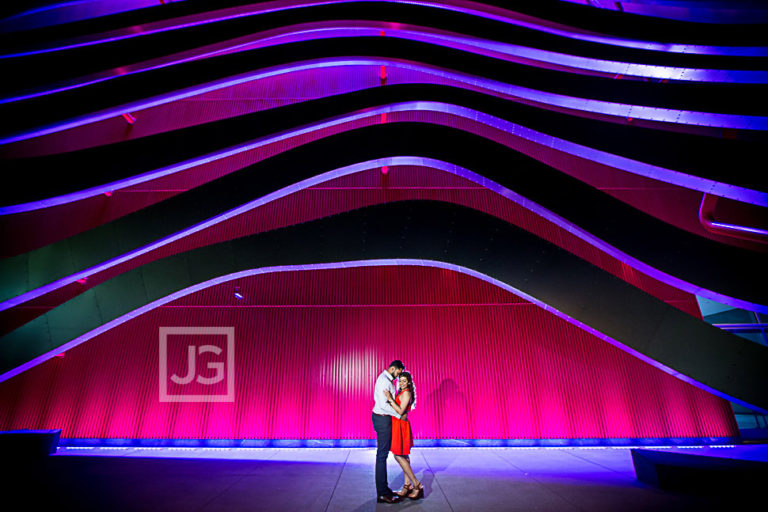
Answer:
[{"xmin": 1, "ymin": 0, "xmax": 767, "ymax": 448}]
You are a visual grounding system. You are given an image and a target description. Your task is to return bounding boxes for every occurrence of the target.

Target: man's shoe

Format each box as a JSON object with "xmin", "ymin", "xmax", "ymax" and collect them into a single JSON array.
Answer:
[{"xmin": 377, "ymin": 494, "xmax": 402, "ymax": 503}]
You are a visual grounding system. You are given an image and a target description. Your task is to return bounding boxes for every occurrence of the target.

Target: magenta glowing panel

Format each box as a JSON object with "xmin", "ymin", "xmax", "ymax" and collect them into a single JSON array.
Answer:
[{"xmin": 0, "ymin": 263, "xmax": 739, "ymax": 439}]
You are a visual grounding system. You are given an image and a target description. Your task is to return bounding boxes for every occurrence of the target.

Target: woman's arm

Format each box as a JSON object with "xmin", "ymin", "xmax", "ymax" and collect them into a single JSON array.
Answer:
[{"xmin": 385, "ymin": 390, "xmax": 411, "ymax": 416}]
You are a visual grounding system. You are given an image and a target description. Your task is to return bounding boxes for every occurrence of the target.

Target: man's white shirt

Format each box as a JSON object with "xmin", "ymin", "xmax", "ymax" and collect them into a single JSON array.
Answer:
[{"xmin": 372, "ymin": 370, "xmax": 401, "ymax": 418}]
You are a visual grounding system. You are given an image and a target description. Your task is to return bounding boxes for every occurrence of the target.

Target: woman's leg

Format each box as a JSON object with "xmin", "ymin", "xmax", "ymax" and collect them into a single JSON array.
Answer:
[
  {"xmin": 394, "ymin": 455, "xmax": 420, "ymax": 488},
  {"xmin": 403, "ymin": 456, "xmax": 412, "ymax": 486}
]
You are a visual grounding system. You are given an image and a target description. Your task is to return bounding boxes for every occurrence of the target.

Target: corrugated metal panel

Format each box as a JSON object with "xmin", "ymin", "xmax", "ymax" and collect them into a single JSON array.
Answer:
[{"xmin": 0, "ymin": 265, "xmax": 737, "ymax": 439}]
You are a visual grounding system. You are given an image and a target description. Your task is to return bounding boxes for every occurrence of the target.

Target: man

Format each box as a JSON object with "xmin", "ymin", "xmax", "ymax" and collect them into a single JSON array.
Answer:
[{"xmin": 372, "ymin": 360, "xmax": 407, "ymax": 503}]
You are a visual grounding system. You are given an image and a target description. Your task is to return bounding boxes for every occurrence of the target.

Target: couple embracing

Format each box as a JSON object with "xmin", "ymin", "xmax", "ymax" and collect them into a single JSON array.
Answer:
[{"xmin": 372, "ymin": 360, "xmax": 424, "ymax": 504}]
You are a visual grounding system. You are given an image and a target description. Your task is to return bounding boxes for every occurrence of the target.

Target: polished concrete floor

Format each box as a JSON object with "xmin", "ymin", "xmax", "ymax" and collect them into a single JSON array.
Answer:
[{"xmin": 11, "ymin": 445, "xmax": 766, "ymax": 511}]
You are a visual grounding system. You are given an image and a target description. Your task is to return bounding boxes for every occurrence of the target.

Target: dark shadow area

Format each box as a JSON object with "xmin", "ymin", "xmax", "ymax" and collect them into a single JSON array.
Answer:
[
  {"xmin": 8, "ymin": 453, "xmax": 344, "ymax": 511},
  {"xmin": 632, "ymin": 448, "xmax": 768, "ymax": 496}
]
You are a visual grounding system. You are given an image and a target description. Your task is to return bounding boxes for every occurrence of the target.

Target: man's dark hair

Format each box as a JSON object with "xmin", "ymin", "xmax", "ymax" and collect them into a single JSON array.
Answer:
[{"xmin": 389, "ymin": 360, "xmax": 405, "ymax": 370}]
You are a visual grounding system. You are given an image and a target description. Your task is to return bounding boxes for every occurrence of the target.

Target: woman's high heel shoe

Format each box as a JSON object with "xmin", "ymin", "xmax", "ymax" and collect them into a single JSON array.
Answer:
[
  {"xmin": 408, "ymin": 483, "xmax": 424, "ymax": 500},
  {"xmin": 395, "ymin": 483, "xmax": 413, "ymax": 497}
]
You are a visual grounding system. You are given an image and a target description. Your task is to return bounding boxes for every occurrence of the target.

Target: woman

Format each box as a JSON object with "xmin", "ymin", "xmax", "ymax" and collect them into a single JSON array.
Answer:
[{"xmin": 384, "ymin": 371, "xmax": 424, "ymax": 500}]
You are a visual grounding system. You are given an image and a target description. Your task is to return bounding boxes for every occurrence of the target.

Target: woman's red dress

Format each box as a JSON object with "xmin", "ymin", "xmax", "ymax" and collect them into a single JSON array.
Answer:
[{"xmin": 391, "ymin": 392, "xmax": 413, "ymax": 456}]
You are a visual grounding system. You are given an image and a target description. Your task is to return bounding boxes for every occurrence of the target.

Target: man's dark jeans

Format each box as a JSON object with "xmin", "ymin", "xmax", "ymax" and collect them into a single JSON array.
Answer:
[{"xmin": 372, "ymin": 412, "xmax": 392, "ymax": 496}]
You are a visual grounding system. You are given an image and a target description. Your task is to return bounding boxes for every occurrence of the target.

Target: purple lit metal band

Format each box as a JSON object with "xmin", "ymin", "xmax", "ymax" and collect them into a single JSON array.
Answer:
[
  {"xmin": 2, "ymin": 258, "xmax": 764, "ymax": 415},
  {"xmin": 8, "ymin": 57, "xmax": 764, "ymax": 145},
  {"xmin": 698, "ymin": 194, "xmax": 768, "ymax": 243},
  {"xmin": 558, "ymin": 0, "xmax": 768, "ymax": 25},
  {"xmin": 1, "ymin": 157, "xmax": 765, "ymax": 324},
  {"xmin": 0, "ymin": 1, "xmax": 181, "ymax": 33},
  {"xmin": 4, "ymin": 21, "xmax": 764, "ymax": 106},
  {"xmin": 2, "ymin": 0, "xmax": 765, "ymax": 59},
  {"xmin": 3, "ymin": 94, "xmax": 765, "ymax": 211},
  {"xmin": 708, "ymin": 223, "xmax": 768, "ymax": 237},
  {"xmin": 3, "ymin": 59, "xmax": 765, "ymax": 148}
]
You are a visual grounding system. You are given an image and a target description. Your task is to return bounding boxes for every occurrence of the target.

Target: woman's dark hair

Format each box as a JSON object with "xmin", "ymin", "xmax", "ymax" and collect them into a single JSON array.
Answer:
[{"xmin": 398, "ymin": 371, "xmax": 416, "ymax": 410}]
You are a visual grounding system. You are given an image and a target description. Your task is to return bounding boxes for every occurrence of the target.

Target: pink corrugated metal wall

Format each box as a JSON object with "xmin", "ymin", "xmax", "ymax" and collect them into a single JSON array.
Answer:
[{"xmin": 0, "ymin": 265, "xmax": 738, "ymax": 439}]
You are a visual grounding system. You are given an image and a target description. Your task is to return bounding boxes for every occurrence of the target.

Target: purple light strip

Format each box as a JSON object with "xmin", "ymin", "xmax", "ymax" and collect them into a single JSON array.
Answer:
[
  {"xmin": 53, "ymin": 443, "xmax": 744, "ymax": 451},
  {"xmin": 1, "ymin": 154, "xmax": 765, "ymax": 321},
  {"xmin": 698, "ymin": 194, "xmax": 768, "ymax": 242},
  {"xmin": 9, "ymin": 55, "xmax": 740, "ymax": 141},
  {"xmin": 2, "ymin": 94, "xmax": 765, "ymax": 212},
  {"xmin": 403, "ymin": 0, "xmax": 768, "ymax": 56},
  {"xmin": 558, "ymin": 0, "xmax": 768, "ymax": 25},
  {"xmin": 709, "ymin": 222, "xmax": 768, "ymax": 237},
  {"xmin": 4, "ymin": 21, "xmax": 763, "ymax": 105},
  {"xmin": 1, "ymin": 58, "xmax": 767, "ymax": 149},
  {"xmin": 3, "ymin": 257, "xmax": 764, "ymax": 414},
  {"xmin": 0, "ymin": 1, "xmax": 181, "ymax": 33},
  {"xmin": 1, "ymin": 0, "xmax": 765, "ymax": 59}
]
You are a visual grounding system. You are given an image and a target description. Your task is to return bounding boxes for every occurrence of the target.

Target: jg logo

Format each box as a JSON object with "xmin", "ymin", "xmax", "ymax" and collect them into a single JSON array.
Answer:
[{"xmin": 159, "ymin": 327, "xmax": 235, "ymax": 402}]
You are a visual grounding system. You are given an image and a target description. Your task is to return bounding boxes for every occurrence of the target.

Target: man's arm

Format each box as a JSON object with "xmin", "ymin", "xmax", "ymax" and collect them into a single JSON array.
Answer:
[
  {"xmin": 375, "ymin": 376, "xmax": 401, "ymax": 418},
  {"xmin": 381, "ymin": 393, "xmax": 401, "ymax": 418}
]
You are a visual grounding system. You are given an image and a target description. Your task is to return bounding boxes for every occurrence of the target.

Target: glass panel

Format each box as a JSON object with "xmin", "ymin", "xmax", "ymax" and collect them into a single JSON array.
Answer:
[
  {"xmin": 704, "ymin": 308, "xmax": 755, "ymax": 324},
  {"xmin": 732, "ymin": 331, "xmax": 766, "ymax": 346}
]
